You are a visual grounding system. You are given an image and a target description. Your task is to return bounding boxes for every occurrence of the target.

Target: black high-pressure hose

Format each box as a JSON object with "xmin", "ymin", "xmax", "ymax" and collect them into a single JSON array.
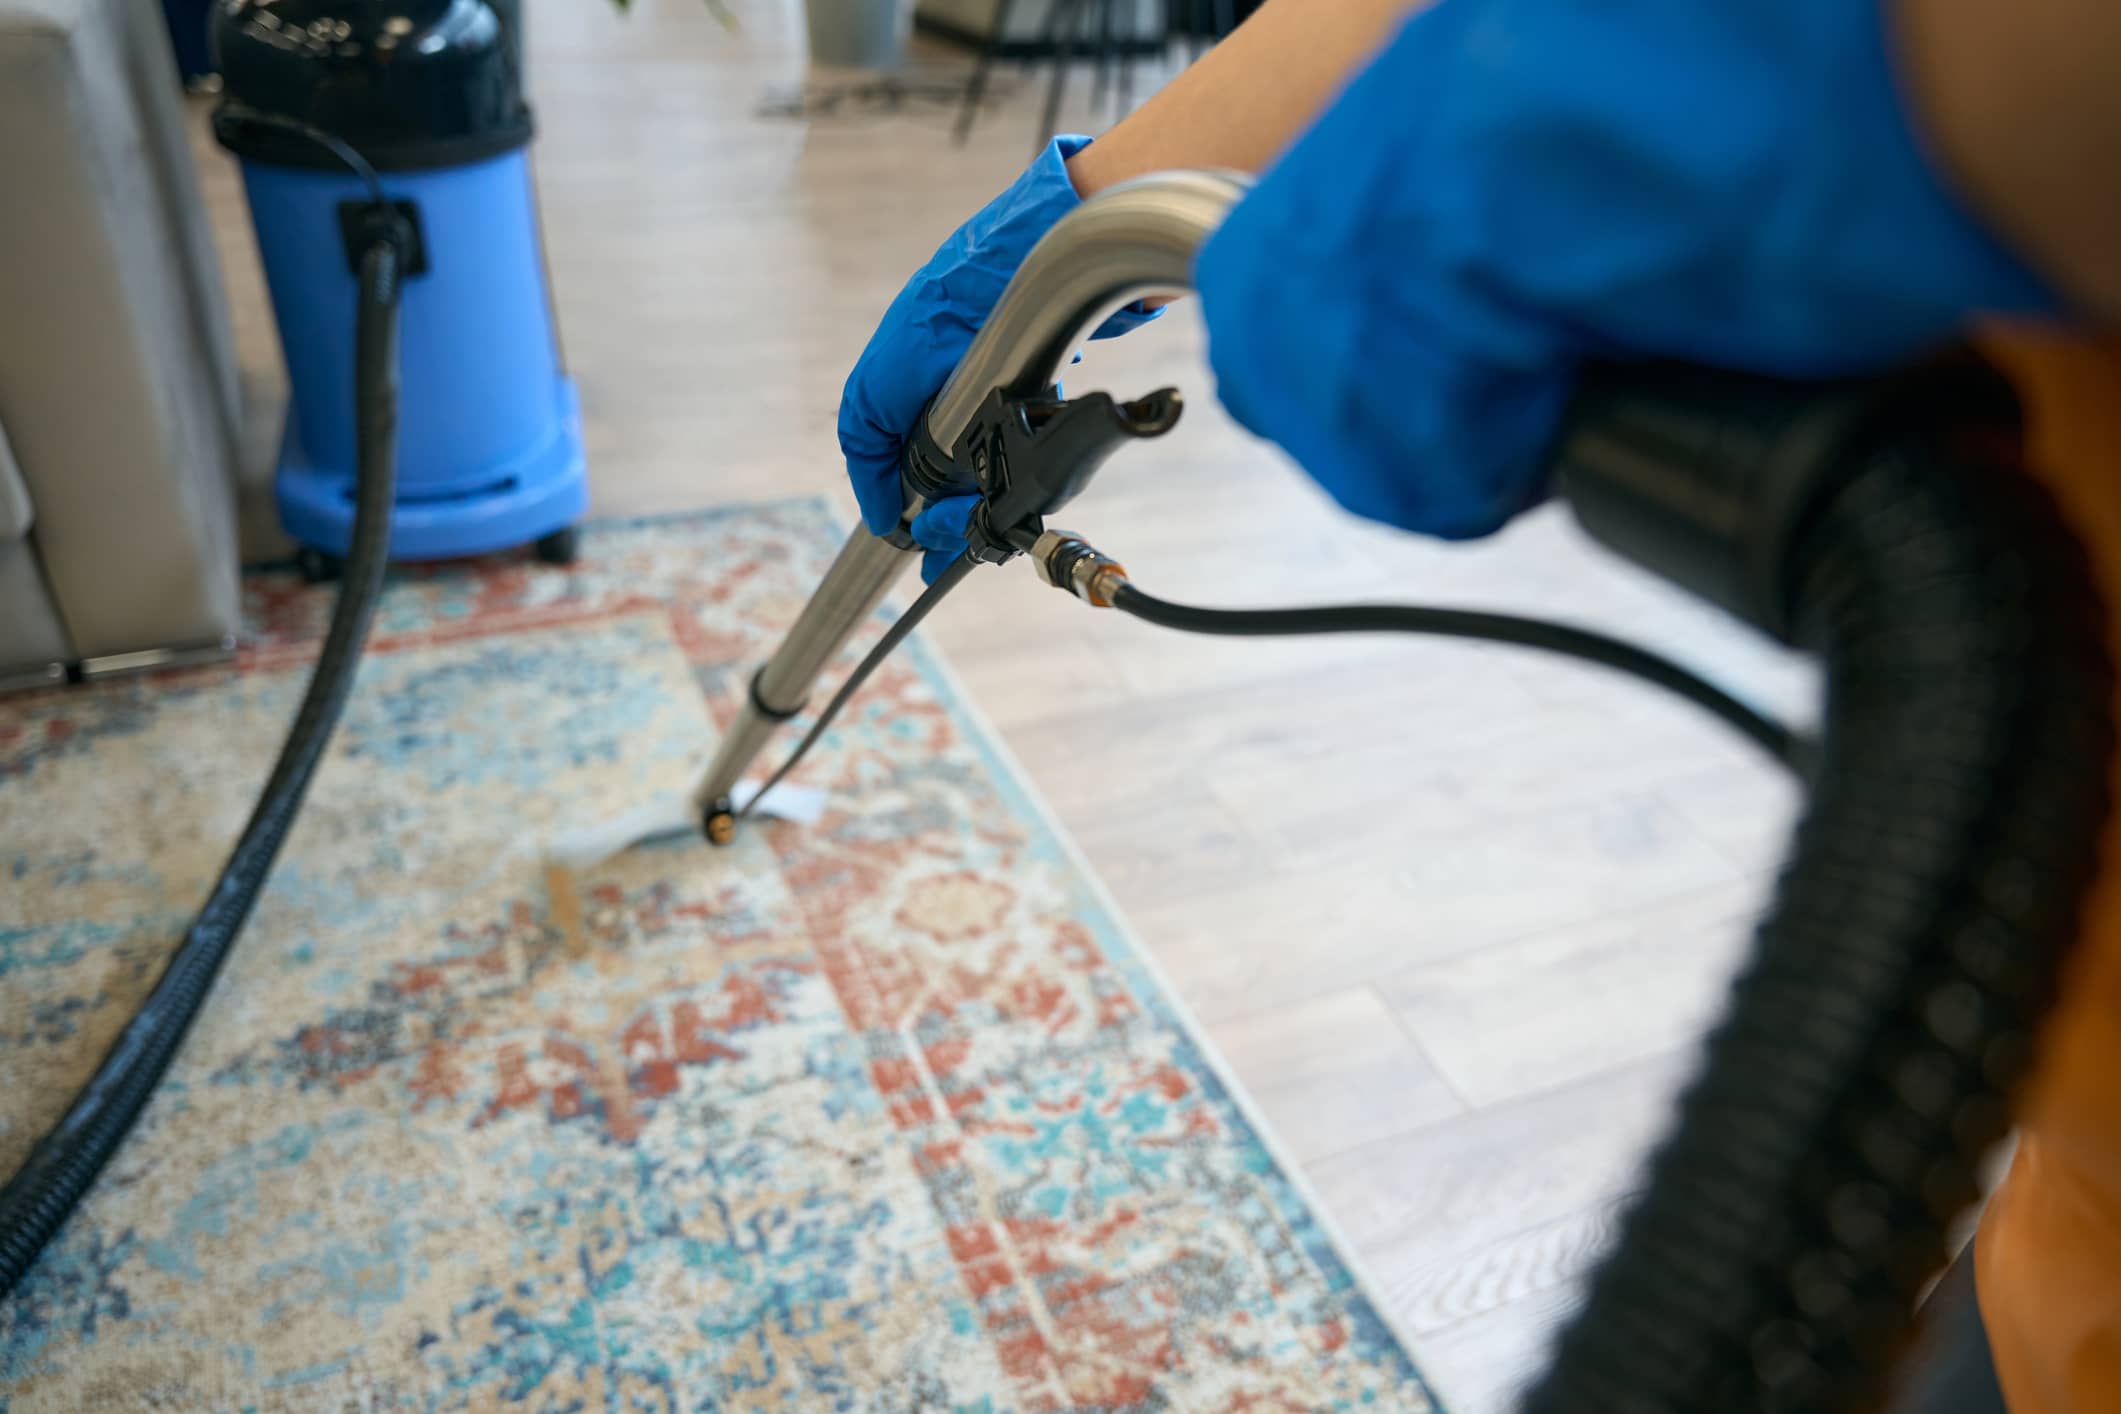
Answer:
[
  {"xmin": 744, "ymin": 529, "xmax": 1815, "ymax": 808},
  {"xmin": 0, "ymin": 222, "xmax": 408, "ymax": 1296},
  {"xmin": 738, "ymin": 554, "xmax": 979, "ymax": 816},
  {"xmin": 1104, "ymin": 585, "xmax": 1808, "ymax": 772}
]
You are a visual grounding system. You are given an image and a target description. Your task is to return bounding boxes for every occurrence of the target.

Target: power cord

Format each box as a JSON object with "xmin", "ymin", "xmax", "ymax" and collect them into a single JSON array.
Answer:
[{"xmin": 213, "ymin": 107, "xmax": 387, "ymax": 206}]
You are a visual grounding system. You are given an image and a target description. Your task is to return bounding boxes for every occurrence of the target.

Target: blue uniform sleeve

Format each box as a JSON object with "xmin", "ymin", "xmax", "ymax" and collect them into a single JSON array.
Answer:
[{"xmin": 1192, "ymin": 0, "xmax": 2059, "ymax": 540}]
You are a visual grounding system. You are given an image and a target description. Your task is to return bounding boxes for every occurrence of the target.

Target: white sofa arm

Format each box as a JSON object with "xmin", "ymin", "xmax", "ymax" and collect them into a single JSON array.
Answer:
[{"xmin": 0, "ymin": 0, "xmax": 242, "ymax": 671}]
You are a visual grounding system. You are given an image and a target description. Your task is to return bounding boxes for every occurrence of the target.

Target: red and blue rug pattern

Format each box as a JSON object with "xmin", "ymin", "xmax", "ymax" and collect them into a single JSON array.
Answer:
[{"xmin": 0, "ymin": 502, "xmax": 1436, "ymax": 1411}]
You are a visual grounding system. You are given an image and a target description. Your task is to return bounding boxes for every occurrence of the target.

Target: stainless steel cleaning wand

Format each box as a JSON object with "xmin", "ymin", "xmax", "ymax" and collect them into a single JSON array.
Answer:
[{"xmin": 689, "ymin": 170, "xmax": 1250, "ymax": 837}]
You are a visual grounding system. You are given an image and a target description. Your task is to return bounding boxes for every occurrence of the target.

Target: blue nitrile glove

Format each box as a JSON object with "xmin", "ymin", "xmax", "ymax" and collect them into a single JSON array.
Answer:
[
  {"xmin": 840, "ymin": 136, "xmax": 1158, "ymax": 583},
  {"xmin": 1193, "ymin": 0, "xmax": 2060, "ymax": 541}
]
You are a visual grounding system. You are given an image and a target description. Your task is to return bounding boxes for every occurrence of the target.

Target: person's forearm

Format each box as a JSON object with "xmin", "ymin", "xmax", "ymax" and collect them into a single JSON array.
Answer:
[
  {"xmin": 1896, "ymin": 0, "xmax": 2121, "ymax": 320},
  {"xmin": 1064, "ymin": 0, "xmax": 1423, "ymax": 199}
]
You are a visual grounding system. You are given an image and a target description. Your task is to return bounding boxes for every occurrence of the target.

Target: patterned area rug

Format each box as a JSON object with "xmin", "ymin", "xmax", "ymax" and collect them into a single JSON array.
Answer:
[{"xmin": 0, "ymin": 502, "xmax": 1435, "ymax": 1412}]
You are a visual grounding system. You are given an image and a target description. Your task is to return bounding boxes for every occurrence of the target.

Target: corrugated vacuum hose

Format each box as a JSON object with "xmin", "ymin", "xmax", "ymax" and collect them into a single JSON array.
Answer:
[
  {"xmin": 985, "ymin": 357, "xmax": 2112, "ymax": 1408},
  {"xmin": 0, "ymin": 218, "xmax": 410, "ymax": 1296},
  {"xmin": 1520, "ymin": 373, "xmax": 2115, "ymax": 1411}
]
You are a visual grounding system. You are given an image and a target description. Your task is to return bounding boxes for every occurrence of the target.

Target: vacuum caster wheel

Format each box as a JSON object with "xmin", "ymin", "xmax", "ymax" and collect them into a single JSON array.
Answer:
[
  {"xmin": 533, "ymin": 527, "xmax": 580, "ymax": 566},
  {"xmin": 296, "ymin": 548, "xmax": 342, "ymax": 584}
]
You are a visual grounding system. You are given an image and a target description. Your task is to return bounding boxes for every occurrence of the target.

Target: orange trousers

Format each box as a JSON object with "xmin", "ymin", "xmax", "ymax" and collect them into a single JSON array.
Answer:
[{"xmin": 1970, "ymin": 333, "xmax": 2121, "ymax": 1414}]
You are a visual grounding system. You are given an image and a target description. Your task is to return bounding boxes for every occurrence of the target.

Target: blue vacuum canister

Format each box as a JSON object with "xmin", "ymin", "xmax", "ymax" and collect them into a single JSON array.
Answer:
[{"xmin": 212, "ymin": 0, "xmax": 585, "ymax": 566}]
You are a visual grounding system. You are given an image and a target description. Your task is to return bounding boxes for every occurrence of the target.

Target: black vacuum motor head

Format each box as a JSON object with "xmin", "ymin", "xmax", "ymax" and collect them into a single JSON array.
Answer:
[{"xmin": 213, "ymin": 0, "xmax": 532, "ymax": 172}]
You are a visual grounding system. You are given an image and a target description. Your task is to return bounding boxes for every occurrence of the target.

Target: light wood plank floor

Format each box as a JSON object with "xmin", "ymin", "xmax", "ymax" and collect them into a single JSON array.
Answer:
[{"xmin": 188, "ymin": 4, "xmax": 1816, "ymax": 1407}]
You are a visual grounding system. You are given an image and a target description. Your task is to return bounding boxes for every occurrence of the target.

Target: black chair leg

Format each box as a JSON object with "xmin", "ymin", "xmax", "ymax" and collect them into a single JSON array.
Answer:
[
  {"xmin": 1115, "ymin": 0, "xmax": 1136, "ymax": 114},
  {"xmin": 1092, "ymin": 0, "xmax": 1114, "ymax": 108},
  {"xmin": 1038, "ymin": 0, "xmax": 1084, "ymax": 147},
  {"xmin": 953, "ymin": 0, "xmax": 1016, "ymax": 143}
]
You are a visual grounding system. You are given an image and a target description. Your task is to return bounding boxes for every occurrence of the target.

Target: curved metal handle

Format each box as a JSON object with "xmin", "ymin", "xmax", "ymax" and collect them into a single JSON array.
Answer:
[
  {"xmin": 692, "ymin": 169, "xmax": 1251, "ymax": 822},
  {"xmin": 922, "ymin": 169, "xmax": 1253, "ymax": 454}
]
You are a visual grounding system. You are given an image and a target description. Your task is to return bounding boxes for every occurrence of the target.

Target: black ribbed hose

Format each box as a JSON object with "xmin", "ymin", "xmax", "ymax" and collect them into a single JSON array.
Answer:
[
  {"xmin": 0, "ymin": 233, "xmax": 406, "ymax": 1295},
  {"xmin": 1521, "ymin": 420, "xmax": 2113, "ymax": 1410}
]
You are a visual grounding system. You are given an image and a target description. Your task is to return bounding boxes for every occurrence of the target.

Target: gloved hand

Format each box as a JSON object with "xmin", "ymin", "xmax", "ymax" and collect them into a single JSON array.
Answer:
[
  {"xmin": 840, "ymin": 135, "xmax": 1157, "ymax": 582},
  {"xmin": 1193, "ymin": 0, "xmax": 2060, "ymax": 541}
]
